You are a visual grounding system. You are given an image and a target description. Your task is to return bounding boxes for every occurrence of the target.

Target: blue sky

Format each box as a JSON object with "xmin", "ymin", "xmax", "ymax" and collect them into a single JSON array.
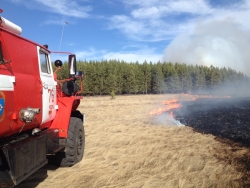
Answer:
[{"xmin": 1, "ymin": 0, "xmax": 250, "ymax": 75}]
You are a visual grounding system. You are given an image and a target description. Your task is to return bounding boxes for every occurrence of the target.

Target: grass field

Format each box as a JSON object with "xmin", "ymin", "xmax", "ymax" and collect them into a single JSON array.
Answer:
[{"xmin": 17, "ymin": 94, "xmax": 250, "ymax": 188}]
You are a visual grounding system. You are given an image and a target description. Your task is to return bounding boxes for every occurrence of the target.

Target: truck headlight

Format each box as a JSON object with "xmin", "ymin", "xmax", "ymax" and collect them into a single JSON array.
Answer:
[{"xmin": 19, "ymin": 108, "xmax": 40, "ymax": 123}]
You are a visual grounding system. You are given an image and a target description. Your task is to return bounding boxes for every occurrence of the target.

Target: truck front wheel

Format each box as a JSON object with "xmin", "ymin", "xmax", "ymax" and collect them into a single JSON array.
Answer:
[
  {"xmin": 48, "ymin": 117, "xmax": 85, "ymax": 167},
  {"xmin": 61, "ymin": 117, "xmax": 85, "ymax": 167}
]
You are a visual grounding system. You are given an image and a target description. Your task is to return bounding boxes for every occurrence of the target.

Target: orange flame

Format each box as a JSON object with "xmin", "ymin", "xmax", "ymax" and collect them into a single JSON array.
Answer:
[
  {"xmin": 148, "ymin": 94, "xmax": 232, "ymax": 116},
  {"xmin": 162, "ymin": 99, "xmax": 178, "ymax": 105},
  {"xmin": 149, "ymin": 99, "xmax": 182, "ymax": 116}
]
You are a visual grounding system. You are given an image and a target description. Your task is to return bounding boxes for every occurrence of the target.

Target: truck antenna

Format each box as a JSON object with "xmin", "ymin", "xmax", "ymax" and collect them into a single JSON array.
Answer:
[{"xmin": 58, "ymin": 21, "xmax": 68, "ymax": 52}]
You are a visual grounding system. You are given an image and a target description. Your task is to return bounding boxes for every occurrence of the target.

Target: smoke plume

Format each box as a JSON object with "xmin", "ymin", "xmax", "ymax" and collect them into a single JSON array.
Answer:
[{"xmin": 162, "ymin": 18, "xmax": 250, "ymax": 76}]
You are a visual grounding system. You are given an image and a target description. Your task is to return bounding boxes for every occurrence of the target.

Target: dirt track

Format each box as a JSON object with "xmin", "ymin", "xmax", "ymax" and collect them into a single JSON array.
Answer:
[{"xmin": 17, "ymin": 94, "xmax": 249, "ymax": 188}]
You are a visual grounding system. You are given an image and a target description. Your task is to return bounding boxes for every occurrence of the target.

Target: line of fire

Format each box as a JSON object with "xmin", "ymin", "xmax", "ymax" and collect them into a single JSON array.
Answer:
[{"xmin": 148, "ymin": 94, "xmax": 250, "ymax": 147}]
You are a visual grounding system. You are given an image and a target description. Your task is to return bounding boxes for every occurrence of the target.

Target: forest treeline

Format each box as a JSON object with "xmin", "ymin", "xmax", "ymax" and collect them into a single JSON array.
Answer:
[{"xmin": 54, "ymin": 59, "xmax": 249, "ymax": 96}]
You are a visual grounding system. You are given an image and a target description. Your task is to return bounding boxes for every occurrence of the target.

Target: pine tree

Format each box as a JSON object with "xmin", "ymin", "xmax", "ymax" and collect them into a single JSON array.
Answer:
[
  {"xmin": 127, "ymin": 64, "xmax": 138, "ymax": 94},
  {"xmin": 209, "ymin": 65, "xmax": 222, "ymax": 89},
  {"xmin": 175, "ymin": 63, "xmax": 192, "ymax": 92},
  {"xmin": 151, "ymin": 64, "xmax": 165, "ymax": 94},
  {"xmin": 142, "ymin": 61, "xmax": 151, "ymax": 94},
  {"xmin": 166, "ymin": 70, "xmax": 181, "ymax": 93},
  {"xmin": 103, "ymin": 60, "xmax": 118, "ymax": 94},
  {"xmin": 134, "ymin": 61, "xmax": 144, "ymax": 94}
]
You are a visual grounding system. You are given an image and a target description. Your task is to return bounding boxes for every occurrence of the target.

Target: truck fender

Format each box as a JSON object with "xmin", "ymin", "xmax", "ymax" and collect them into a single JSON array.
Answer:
[{"xmin": 50, "ymin": 97, "xmax": 81, "ymax": 138}]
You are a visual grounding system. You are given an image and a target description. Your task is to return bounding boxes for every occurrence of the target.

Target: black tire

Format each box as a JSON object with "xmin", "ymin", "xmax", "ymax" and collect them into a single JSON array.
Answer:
[
  {"xmin": 0, "ymin": 149, "xmax": 14, "ymax": 187},
  {"xmin": 61, "ymin": 117, "xmax": 85, "ymax": 167},
  {"xmin": 0, "ymin": 171, "xmax": 14, "ymax": 188},
  {"xmin": 48, "ymin": 117, "xmax": 85, "ymax": 167}
]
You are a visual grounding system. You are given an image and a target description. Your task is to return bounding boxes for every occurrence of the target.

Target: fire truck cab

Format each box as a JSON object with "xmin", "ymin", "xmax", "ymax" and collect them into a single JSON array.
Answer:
[{"xmin": 0, "ymin": 16, "xmax": 85, "ymax": 187}]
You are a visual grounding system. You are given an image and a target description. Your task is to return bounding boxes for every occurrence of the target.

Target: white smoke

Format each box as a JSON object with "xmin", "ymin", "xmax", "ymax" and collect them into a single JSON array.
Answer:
[
  {"xmin": 162, "ymin": 18, "xmax": 250, "ymax": 76},
  {"xmin": 151, "ymin": 113, "xmax": 184, "ymax": 127}
]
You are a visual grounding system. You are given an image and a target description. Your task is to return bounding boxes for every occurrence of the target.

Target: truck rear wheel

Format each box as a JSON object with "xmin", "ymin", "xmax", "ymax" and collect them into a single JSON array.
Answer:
[{"xmin": 48, "ymin": 117, "xmax": 85, "ymax": 167}]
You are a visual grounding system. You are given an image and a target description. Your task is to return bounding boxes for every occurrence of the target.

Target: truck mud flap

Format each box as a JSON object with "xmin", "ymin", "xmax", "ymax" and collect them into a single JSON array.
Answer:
[{"xmin": 1, "ymin": 134, "xmax": 47, "ymax": 186}]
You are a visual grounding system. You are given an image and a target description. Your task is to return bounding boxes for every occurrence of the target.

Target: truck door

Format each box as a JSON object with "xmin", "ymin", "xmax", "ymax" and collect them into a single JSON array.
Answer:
[{"xmin": 37, "ymin": 47, "xmax": 57, "ymax": 124}]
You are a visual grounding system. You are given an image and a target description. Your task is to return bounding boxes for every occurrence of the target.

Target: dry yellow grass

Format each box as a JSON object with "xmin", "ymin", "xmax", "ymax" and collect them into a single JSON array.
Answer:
[{"xmin": 17, "ymin": 94, "xmax": 250, "ymax": 188}]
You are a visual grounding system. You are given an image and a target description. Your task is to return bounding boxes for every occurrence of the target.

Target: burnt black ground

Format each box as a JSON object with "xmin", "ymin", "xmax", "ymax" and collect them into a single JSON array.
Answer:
[
  {"xmin": 173, "ymin": 97, "xmax": 250, "ymax": 147},
  {"xmin": 173, "ymin": 97, "xmax": 250, "ymax": 186}
]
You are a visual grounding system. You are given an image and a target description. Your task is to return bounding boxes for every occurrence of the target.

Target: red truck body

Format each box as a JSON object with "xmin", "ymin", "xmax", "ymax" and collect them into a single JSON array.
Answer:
[
  {"xmin": 0, "ymin": 27, "xmax": 44, "ymax": 137},
  {"xmin": 0, "ymin": 16, "xmax": 85, "ymax": 187}
]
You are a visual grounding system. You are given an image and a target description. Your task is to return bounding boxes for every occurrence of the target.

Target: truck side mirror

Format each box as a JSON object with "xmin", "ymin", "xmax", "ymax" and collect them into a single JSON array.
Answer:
[
  {"xmin": 68, "ymin": 54, "xmax": 76, "ymax": 77},
  {"xmin": 75, "ymin": 71, "xmax": 84, "ymax": 78}
]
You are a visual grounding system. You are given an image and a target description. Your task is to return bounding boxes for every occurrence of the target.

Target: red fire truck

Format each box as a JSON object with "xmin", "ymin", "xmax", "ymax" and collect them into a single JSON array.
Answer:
[{"xmin": 0, "ymin": 14, "xmax": 85, "ymax": 187}]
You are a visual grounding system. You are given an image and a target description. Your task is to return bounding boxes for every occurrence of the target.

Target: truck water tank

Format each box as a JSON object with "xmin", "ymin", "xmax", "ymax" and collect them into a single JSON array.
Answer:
[{"xmin": 0, "ymin": 16, "xmax": 22, "ymax": 35}]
